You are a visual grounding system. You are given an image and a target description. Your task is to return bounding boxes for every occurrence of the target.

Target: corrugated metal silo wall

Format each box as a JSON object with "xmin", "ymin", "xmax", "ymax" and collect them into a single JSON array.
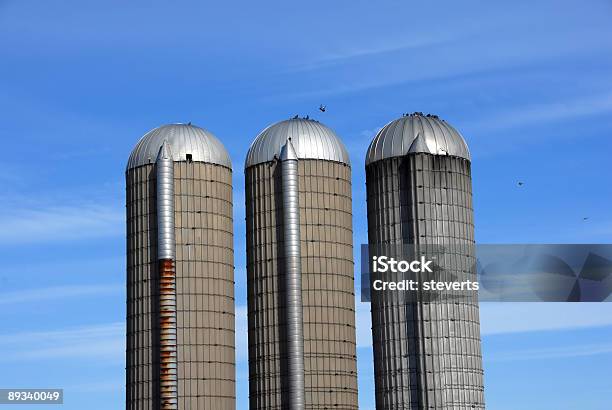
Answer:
[
  {"xmin": 126, "ymin": 162, "xmax": 235, "ymax": 409},
  {"xmin": 246, "ymin": 159, "xmax": 358, "ymax": 409},
  {"xmin": 366, "ymin": 154, "xmax": 485, "ymax": 409}
]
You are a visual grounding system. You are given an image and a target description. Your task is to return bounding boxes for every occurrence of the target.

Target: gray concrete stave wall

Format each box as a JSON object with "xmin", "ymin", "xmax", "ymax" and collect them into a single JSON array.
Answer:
[
  {"xmin": 126, "ymin": 162, "xmax": 235, "ymax": 409},
  {"xmin": 246, "ymin": 159, "xmax": 358, "ymax": 410},
  {"xmin": 366, "ymin": 154, "xmax": 484, "ymax": 410}
]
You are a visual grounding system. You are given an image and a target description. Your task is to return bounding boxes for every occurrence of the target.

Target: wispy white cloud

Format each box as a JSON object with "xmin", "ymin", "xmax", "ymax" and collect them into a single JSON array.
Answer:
[
  {"xmin": 480, "ymin": 303, "xmax": 612, "ymax": 335},
  {"xmin": 291, "ymin": 35, "xmax": 451, "ymax": 73},
  {"xmin": 0, "ymin": 255, "xmax": 123, "ymax": 278},
  {"xmin": 0, "ymin": 322, "xmax": 124, "ymax": 363},
  {"xmin": 286, "ymin": 17, "xmax": 612, "ymax": 99},
  {"xmin": 0, "ymin": 203, "xmax": 123, "ymax": 244},
  {"xmin": 0, "ymin": 284, "xmax": 123, "ymax": 305},
  {"xmin": 469, "ymin": 92, "xmax": 612, "ymax": 133},
  {"xmin": 488, "ymin": 342, "xmax": 612, "ymax": 362},
  {"xmin": 0, "ymin": 305, "xmax": 238, "ymax": 366}
]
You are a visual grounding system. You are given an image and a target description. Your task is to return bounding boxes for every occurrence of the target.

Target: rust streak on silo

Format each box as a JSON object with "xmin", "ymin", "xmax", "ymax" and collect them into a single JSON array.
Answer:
[
  {"xmin": 126, "ymin": 123, "xmax": 235, "ymax": 409},
  {"xmin": 159, "ymin": 259, "xmax": 178, "ymax": 409}
]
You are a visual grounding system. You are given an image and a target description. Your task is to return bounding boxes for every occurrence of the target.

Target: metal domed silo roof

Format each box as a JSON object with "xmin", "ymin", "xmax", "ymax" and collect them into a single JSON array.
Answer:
[
  {"xmin": 245, "ymin": 118, "xmax": 350, "ymax": 168},
  {"xmin": 127, "ymin": 123, "xmax": 232, "ymax": 170},
  {"xmin": 366, "ymin": 113, "xmax": 471, "ymax": 165}
]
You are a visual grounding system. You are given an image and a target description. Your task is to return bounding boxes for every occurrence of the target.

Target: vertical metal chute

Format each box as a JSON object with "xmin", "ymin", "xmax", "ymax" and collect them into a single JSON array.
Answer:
[
  {"xmin": 280, "ymin": 140, "xmax": 305, "ymax": 410},
  {"xmin": 157, "ymin": 141, "xmax": 176, "ymax": 261},
  {"xmin": 156, "ymin": 141, "xmax": 178, "ymax": 410}
]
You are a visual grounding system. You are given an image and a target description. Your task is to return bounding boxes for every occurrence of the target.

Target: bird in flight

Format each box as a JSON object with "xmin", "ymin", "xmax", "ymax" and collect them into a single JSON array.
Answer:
[
  {"xmin": 319, "ymin": 104, "xmax": 326, "ymax": 112},
  {"xmin": 517, "ymin": 181, "xmax": 524, "ymax": 187},
  {"xmin": 583, "ymin": 217, "xmax": 589, "ymax": 221}
]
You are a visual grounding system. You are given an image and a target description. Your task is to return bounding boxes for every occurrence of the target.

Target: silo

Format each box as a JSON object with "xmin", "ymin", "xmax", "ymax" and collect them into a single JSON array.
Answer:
[
  {"xmin": 126, "ymin": 123, "xmax": 235, "ymax": 409},
  {"xmin": 366, "ymin": 113, "xmax": 485, "ymax": 409},
  {"xmin": 245, "ymin": 118, "xmax": 358, "ymax": 410}
]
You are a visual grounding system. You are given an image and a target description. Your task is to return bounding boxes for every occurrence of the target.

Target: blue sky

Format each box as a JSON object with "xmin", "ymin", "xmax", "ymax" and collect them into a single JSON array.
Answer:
[{"xmin": 1, "ymin": 0, "xmax": 612, "ymax": 408}]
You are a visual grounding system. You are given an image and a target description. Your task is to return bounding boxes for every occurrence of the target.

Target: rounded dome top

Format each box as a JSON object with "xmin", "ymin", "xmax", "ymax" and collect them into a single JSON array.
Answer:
[
  {"xmin": 366, "ymin": 113, "xmax": 470, "ymax": 165},
  {"xmin": 127, "ymin": 123, "xmax": 231, "ymax": 170},
  {"xmin": 245, "ymin": 118, "xmax": 350, "ymax": 168}
]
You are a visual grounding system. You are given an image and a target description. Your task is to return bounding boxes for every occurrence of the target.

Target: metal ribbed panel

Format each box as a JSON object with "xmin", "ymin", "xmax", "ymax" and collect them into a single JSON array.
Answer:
[
  {"xmin": 366, "ymin": 114, "xmax": 471, "ymax": 165},
  {"xmin": 174, "ymin": 163, "xmax": 235, "ymax": 409},
  {"xmin": 246, "ymin": 159, "xmax": 358, "ymax": 410},
  {"xmin": 126, "ymin": 162, "xmax": 235, "ymax": 409},
  {"xmin": 280, "ymin": 141, "xmax": 305, "ymax": 409},
  {"xmin": 127, "ymin": 123, "xmax": 232, "ymax": 170},
  {"xmin": 366, "ymin": 154, "xmax": 485, "ymax": 409},
  {"xmin": 245, "ymin": 118, "xmax": 351, "ymax": 168}
]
